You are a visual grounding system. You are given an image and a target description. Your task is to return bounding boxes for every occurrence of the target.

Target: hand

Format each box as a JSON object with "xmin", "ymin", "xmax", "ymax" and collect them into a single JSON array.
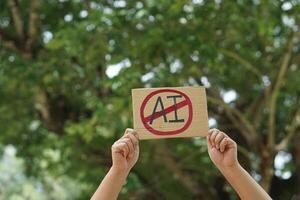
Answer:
[
  {"xmin": 207, "ymin": 129, "xmax": 238, "ymax": 170},
  {"xmin": 111, "ymin": 128, "xmax": 139, "ymax": 173}
]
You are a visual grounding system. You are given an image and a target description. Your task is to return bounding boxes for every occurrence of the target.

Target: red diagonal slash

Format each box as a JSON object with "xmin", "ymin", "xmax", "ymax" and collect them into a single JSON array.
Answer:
[{"xmin": 143, "ymin": 100, "xmax": 188, "ymax": 123}]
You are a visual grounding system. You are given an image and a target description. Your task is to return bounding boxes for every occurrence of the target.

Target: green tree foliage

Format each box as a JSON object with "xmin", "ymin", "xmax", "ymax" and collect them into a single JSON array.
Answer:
[
  {"xmin": 0, "ymin": 145, "xmax": 82, "ymax": 200},
  {"xmin": 0, "ymin": 0, "xmax": 300, "ymax": 199}
]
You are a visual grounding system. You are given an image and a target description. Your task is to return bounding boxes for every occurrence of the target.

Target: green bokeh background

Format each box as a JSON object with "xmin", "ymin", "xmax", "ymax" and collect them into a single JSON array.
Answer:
[{"xmin": 0, "ymin": 0, "xmax": 300, "ymax": 199}]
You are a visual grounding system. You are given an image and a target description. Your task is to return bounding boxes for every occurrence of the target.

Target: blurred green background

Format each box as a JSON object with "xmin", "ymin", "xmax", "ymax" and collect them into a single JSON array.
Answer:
[{"xmin": 0, "ymin": 0, "xmax": 300, "ymax": 199}]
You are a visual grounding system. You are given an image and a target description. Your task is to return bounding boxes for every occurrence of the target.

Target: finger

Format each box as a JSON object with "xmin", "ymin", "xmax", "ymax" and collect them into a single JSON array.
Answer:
[
  {"xmin": 123, "ymin": 128, "xmax": 139, "ymax": 142},
  {"xmin": 207, "ymin": 131, "xmax": 214, "ymax": 149},
  {"xmin": 125, "ymin": 132, "xmax": 139, "ymax": 147},
  {"xmin": 119, "ymin": 138, "xmax": 134, "ymax": 155},
  {"xmin": 112, "ymin": 142, "xmax": 129, "ymax": 157},
  {"xmin": 210, "ymin": 129, "xmax": 219, "ymax": 146},
  {"xmin": 132, "ymin": 130, "xmax": 139, "ymax": 140},
  {"xmin": 215, "ymin": 132, "xmax": 225, "ymax": 149},
  {"xmin": 208, "ymin": 128, "xmax": 218, "ymax": 135},
  {"xmin": 123, "ymin": 135, "xmax": 138, "ymax": 156},
  {"xmin": 129, "ymin": 129, "xmax": 140, "ymax": 147},
  {"xmin": 226, "ymin": 137, "xmax": 237, "ymax": 148},
  {"xmin": 124, "ymin": 128, "xmax": 134, "ymax": 136},
  {"xmin": 207, "ymin": 135, "xmax": 212, "ymax": 149},
  {"xmin": 219, "ymin": 137, "xmax": 228, "ymax": 152}
]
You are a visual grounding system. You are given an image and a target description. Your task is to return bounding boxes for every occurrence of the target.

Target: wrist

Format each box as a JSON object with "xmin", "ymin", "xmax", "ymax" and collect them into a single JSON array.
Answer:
[
  {"xmin": 218, "ymin": 162, "xmax": 241, "ymax": 175},
  {"xmin": 110, "ymin": 166, "xmax": 130, "ymax": 177}
]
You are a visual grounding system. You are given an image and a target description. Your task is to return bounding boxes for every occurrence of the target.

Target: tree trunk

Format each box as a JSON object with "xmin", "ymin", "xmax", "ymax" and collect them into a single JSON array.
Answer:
[
  {"xmin": 292, "ymin": 133, "xmax": 300, "ymax": 199},
  {"xmin": 155, "ymin": 142, "xmax": 216, "ymax": 200},
  {"xmin": 259, "ymin": 147, "xmax": 275, "ymax": 192}
]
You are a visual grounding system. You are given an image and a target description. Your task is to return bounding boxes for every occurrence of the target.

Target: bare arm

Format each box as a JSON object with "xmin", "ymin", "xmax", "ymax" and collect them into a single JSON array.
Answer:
[
  {"xmin": 207, "ymin": 129, "xmax": 272, "ymax": 200},
  {"xmin": 91, "ymin": 128, "xmax": 139, "ymax": 200}
]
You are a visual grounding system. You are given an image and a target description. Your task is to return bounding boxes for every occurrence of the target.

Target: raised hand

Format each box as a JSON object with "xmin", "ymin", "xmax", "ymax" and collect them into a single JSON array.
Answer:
[
  {"xmin": 111, "ymin": 128, "xmax": 139, "ymax": 173},
  {"xmin": 91, "ymin": 128, "xmax": 140, "ymax": 200},
  {"xmin": 207, "ymin": 129, "xmax": 238, "ymax": 169},
  {"xmin": 206, "ymin": 129, "xmax": 272, "ymax": 200}
]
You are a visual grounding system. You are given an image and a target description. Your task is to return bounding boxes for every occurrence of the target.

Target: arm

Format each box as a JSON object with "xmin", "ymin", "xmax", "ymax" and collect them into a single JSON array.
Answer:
[
  {"xmin": 91, "ymin": 128, "xmax": 139, "ymax": 200},
  {"xmin": 207, "ymin": 129, "xmax": 272, "ymax": 200}
]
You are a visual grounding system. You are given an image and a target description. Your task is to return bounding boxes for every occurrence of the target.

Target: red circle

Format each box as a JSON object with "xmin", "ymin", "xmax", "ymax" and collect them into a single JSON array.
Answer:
[{"xmin": 140, "ymin": 89, "xmax": 193, "ymax": 136}]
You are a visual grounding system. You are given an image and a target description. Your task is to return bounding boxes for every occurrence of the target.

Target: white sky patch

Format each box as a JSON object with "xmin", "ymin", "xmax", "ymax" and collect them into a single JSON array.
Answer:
[
  {"xmin": 283, "ymin": 98, "xmax": 293, "ymax": 107},
  {"xmin": 141, "ymin": 71, "xmax": 155, "ymax": 82},
  {"xmin": 29, "ymin": 120, "xmax": 41, "ymax": 131},
  {"xmin": 113, "ymin": 0, "xmax": 126, "ymax": 8},
  {"xmin": 208, "ymin": 118, "xmax": 217, "ymax": 128},
  {"xmin": 275, "ymin": 171, "xmax": 292, "ymax": 180},
  {"xmin": 193, "ymin": 0, "xmax": 204, "ymax": 5},
  {"xmin": 282, "ymin": 15, "xmax": 295, "ymax": 28},
  {"xmin": 0, "ymin": 17, "xmax": 9, "ymax": 27},
  {"xmin": 221, "ymin": 89, "xmax": 237, "ymax": 103},
  {"xmin": 170, "ymin": 59, "xmax": 183, "ymax": 73},
  {"xmin": 105, "ymin": 54, "xmax": 111, "ymax": 61},
  {"xmin": 8, "ymin": 55, "xmax": 15, "ymax": 62},
  {"xmin": 200, "ymin": 76, "xmax": 211, "ymax": 88},
  {"xmin": 136, "ymin": 23, "xmax": 144, "ymax": 30},
  {"xmin": 251, "ymin": 171, "xmax": 262, "ymax": 182},
  {"xmin": 187, "ymin": 77, "xmax": 198, "ymax": 85},
  {"xmin": 79, "ymin": 10, "xmax": 88, "ymax": 18},
  {"xmin": 104, "ymin": 7, "xmax": 113, "ymax": 14},
  {"xmin": 215, "ymin": 0, "xmax": 222, "ymax": 6},
  {"xmin": 282, "ymin": 2, "xmax": 293, "ymax": 11},
  {"xmin": 274, "ymin": 151, "xmax": 292, "ymax": 170},
  {"xmin": 112, "ymin": 82, "xmax": 122, "ymax": 90},
  {"xmin": 86, "ymin": 24, "xmax": 95, "ymax": 31},
  {"xmin": 183, "ymin": 4, "xmax": 193, "ymax": 13},
  {"xmin": 262, "ymin": 75, "xmax": 271, "ymax": 87},
  {"xmin": 106, "ymin": 59, "xmax": 131, "ymax": 78},
  {"xmin": 109, "ymin": 39, "xmax": 115, "ymax": 46},
  {"xmin": 136, "ymin": 2, "xmax": 143, "ymax": 9},
  {"xmin": 4, "ymin": 145, "xmax": 17, "ymax": 157},
  {"xmin": 179, "ymin": 17, "xmax": 187, "ymax": 24},
  {"xmin": 91, "ymin": 2, "xmax": 101, "ymax": 10},
  {"xmin": 191, "ymin": 51, "xmax": 200, "ymax": 62},
  {"xmin": 136, "ymin": 10, "xmax": 147, "ymax": 18},
  {"xmin": 42, "ymin": 31, "xmax": 53, "ymax": 43},
  {"xmin": 64, "ymin": 14, "xmax": 73, "ymax": 22},
  {"xmin": 273, "ymin": 38, "xmax": 281, "ymax": 48},
  {"xmin": 274, "ymin": 151, "xmax": 292, "ymax": 180},
  {"xmin": 291, "ymin": 64, "xmax": 297, "ymax": 71},
  {"xmin": 148, "ymin": 15, "xmax": 155, "ymax": 22},
  {"xmin": 102, "ymin": 17, "xmax": 112, "ymax": 26}
]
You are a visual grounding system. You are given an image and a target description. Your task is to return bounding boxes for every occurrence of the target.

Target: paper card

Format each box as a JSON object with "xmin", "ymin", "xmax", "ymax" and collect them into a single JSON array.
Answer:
[{"xmin": 132, "ymin": 86, "xmax": 209, "ymax": 140}]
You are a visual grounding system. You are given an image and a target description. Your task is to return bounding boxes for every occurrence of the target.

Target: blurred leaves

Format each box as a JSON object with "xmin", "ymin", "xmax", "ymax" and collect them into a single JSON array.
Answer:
[{"xmin": 0, "ymin": 0, "xmax": 300, "ymax": 199}]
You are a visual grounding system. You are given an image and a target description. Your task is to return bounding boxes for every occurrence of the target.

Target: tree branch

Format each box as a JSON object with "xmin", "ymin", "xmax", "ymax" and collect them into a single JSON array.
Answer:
[
  {"xmin": 7, "ymin": 0, "xmax": 24, "ymax": 40},
  {"xmin": 25, "ymin": 0, "xmax": 39, "ymax": 54},
  {"xmin": 220, "ymin": 49, "xmax": 262, "ymax": 78},
  {"xmin": 276, "ymin": 107, "xmax": 300, "ymax": 150},
  {"xmin": 207, "ymin": 95, "xmax": 257, "ymax": 144},
  {"xmin": 0, "ymin": 28, "xmax": 17, "ymax": 51},
  {"xmin": 82, "ymin": 0, "xmax": 91, "ymax": 10},
  {"xmin": 155, "ymin": 142, "xmax": 216, "ymax": 199},
  {"xmin": 267, "ymin": 31, "xmax": 296, "ymax": 146}
]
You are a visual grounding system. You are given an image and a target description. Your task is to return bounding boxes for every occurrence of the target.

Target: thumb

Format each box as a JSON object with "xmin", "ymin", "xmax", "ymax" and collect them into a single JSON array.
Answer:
[{"xmin": 207, "ymin": 135, "xmax": 212, "ymax": 150}]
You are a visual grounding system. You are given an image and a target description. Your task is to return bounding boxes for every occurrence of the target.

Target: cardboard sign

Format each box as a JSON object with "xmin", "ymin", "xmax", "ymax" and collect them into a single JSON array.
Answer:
[{"xmin": 132, "ymin": 87, "xmax": 208, "ymax": 140}]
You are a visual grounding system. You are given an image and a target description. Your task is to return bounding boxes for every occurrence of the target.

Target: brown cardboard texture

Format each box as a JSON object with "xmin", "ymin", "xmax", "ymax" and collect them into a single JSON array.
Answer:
[{"xmin": 132, "ymin": 87, "xmax": 208, "ymax": 140}]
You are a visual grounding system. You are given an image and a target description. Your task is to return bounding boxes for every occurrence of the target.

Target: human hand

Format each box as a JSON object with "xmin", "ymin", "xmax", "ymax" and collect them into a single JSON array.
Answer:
[
  {"xmin": 207, "ymin": 129, "xmax": 238, "ymax": 170},
  {"xmin": 111, "ymin": 128, "xmax": 139, "ymax": 173}
]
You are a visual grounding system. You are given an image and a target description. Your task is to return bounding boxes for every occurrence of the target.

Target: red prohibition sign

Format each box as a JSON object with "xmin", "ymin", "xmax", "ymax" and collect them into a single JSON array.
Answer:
[{"xmin": 140, "ymin": 89, "xmax": 193, "ymax": 135}]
